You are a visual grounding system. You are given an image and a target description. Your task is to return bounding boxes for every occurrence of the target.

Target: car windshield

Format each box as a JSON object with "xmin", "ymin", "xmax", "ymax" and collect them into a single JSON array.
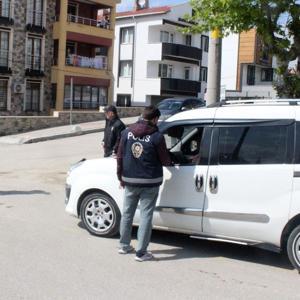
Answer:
[{"xmin": 158, "ymin": 100, "xmax": 183, "ymax": 111}]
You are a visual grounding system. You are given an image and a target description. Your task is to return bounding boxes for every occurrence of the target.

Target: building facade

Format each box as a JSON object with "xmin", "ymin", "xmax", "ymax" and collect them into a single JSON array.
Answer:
[
  {"xmin": 52, "ymin": 0, "xmax": 118, "ymax": 111},
  {"xmin": 0, "ymin": 0, "xmax": 119, "ymax": 116},
  {"xmin": 221, "ymin": 29, "xmax": 277, "ymax": 100},
  {"xmin": 0, "ymin": 0, "xmax": 55, "ymax": 115},
  {"xmin": 113, "ymin": 2, "xmax": 208, "ymax": 107}
]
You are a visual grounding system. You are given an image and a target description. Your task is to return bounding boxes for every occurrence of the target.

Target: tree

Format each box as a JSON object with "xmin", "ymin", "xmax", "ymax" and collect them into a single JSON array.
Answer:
[{"xmin": 183, "ymin": 0, "xmax": 300, "ymax": 98}]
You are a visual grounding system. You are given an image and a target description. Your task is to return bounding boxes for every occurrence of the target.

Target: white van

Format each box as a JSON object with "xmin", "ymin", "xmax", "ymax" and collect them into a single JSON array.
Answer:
[{"xmin": 65, "ymin": 99, "xmax": 300, "ymax": 271}]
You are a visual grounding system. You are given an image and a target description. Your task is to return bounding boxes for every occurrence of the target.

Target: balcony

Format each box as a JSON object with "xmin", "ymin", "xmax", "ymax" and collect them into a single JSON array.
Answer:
[
  {"xmin": 0, "ymin": 49, "xmax": 12, "ymax": 74},
  {"xmin": 67, "ymin": 14, "xmax": 110, "ymax": 30},
  {"xmin": 66, "ymin": 54, "xmax": 107, "ymax": 70},
  {"xmin": 25, "ymin": 55, "xmax": 45, "ymax": 76},
  {"xmin": 162, "ymin": 43, "xmax": 202, "ymax": 65},
  {"xmin": 161, "ymin": 78, "xmax": 201, "ymax": 96},
  {"xmin": 63, "ymin": 100, "xmax": 103, "ymax": 110},
  {"xmin": 26, "ymin": 10, "xmax": 46, "ymax": 33}
]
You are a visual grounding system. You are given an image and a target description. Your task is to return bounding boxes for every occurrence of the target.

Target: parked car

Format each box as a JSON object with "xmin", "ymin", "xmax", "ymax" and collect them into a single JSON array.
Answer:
[
  {"xmin": 65, "ymin": 99, "xmax": 300, "ymax": 271},
  {"xmin": 157, "ymin": 97, "xmax": 205, "ymax": 121}
]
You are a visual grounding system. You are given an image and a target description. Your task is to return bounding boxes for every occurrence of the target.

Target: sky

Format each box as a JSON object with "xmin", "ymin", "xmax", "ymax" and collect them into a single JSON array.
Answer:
[{"xmin": 117, "ymin": 0, "xmax": 188, "ymax": 12}]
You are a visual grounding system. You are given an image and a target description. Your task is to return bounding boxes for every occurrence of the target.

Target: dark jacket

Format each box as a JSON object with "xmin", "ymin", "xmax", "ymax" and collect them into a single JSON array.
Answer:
[
  {"xmin": 117, "ymin": 119, "xmax": 172, "ymax": 187},
  {"xmin": 103, "ymin": 117, "xmax": 125, "ymax": 157}
]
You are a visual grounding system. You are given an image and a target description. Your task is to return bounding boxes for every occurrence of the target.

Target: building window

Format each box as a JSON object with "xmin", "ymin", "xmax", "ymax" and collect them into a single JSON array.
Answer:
[
  {"xmin": 51, "ymin": 83, "xmax": 56, "ymax": 108},
  {"xmin": 184, "ymin": 67, "xmax": 190, "ymax": 80},
  {"xmin": 160, "ymin": 31, "xmax": 169, "ymax": 43},
  {"xmin": 117, "ymin": 94, "xmax": 131, "ymax": 107},
  {"xmin": 201, "ymin": 35, "xmax": 209, "ymax": 52},
  {"xmin": 64, "ymin": 85, "xmax": 107, "ymax": 109},
  {"xmin": 185, "ymin": 35, "xmax": 192, "ymax": 46},
  {"xmin": 170, "ymin": 33, "xmax": 174, "ymax": 43},
  {"xmin": 261, "ymin": 68, "xmax": 273, "ymax": 82},
  {"xmin": 120, "ymin": 61, "xmax": 132, "ymax": 77},
  {"xmin": 121, "ymin": 27, "xmax": 134, "ymax": 44},
  {"xmin": 53, "ymin": 39, "xmax": 58, "ymax": 65},
  {"xmin": 158, "ymin": 64, "xmax": 173, "ymax": 78},
  {"xmin": 0, "ymin": 30, "xmax": 9, "ymax": 67},
  {"xmin": 67, "ymin": 2, "xmax": 77, "ymax": 16},
  {"xmin": 0, "ymin": 0, "xmax": 11, "ymax": 18},
  {"xmin": 247, "ymin": 65, "xmax": 256, "ymax": 85},
  {"xmin": 200, "ymin": 67, "xmax": 207, "ymax": 82},
  {"xmin": 0, "ymin": 77, "xmax": 8, "ymax": 110},
  {"xmin": 160, "ymin": 31, "xmax": 174, "ymax": 43},
  {"xmin": 26, "ymin": 35, "xmax": 43, "ymax": 71},
  {"xmin": 27, "ymin": 0, "xmax": 44, "ymax": 27},
  {"xmin": 25, "ymin": 81, "xmax": 41, "ymax": 112}
]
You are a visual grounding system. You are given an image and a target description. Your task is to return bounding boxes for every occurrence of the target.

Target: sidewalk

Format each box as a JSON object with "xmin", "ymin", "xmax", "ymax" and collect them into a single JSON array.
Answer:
[{"xmin": 0, "ymin": 116, "xmax": 139, "ymax": 145}]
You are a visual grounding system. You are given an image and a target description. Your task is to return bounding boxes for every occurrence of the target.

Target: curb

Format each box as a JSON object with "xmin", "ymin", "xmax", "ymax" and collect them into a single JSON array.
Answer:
[{"xmin": 23, "ymin": 127, "xmax": 105, "ymax": 144}]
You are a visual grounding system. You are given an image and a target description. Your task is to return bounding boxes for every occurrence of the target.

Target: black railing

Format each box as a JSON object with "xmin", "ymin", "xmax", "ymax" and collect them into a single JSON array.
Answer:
[
  {"xmin": 161, "ymin": 78, "xmax": 201, "ymax": 96},
  {"xmin": 63, "ymin": 100, "xmax": 107, "ymax": 109},
  {"xmin": 162, "ymin": 43, "xmax": 202, "ymax": 63}
]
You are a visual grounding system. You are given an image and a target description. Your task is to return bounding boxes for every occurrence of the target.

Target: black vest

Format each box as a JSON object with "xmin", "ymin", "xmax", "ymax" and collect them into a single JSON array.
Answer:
[{"xmin": 121, "ymin": 128, "xmax": 163, "ymax": 187}]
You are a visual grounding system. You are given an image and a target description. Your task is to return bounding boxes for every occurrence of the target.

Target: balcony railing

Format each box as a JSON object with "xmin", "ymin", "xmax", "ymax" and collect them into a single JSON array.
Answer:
[
  {"xmin": 67, "ymin": 14, "xmax": 110, "ymax": 29},
  {"xmin": 66, "ymin": 54, "xmax": 107, "ymax": 70},
  {"xmin": 162, "ymin": 43, "xmax": 202, "ymax": 64},
  {"xmin": 161, "ymin": 78, "xmax": 201, "ymax": 96},
  {"xmin": 64, "ymin": 100, "xmax": 106, "ymax": 109}
]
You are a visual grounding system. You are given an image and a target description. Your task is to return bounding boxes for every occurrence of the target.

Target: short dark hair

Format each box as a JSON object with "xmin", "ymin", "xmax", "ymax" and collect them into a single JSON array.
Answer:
[
  {"xmin": 142, "ymin": 105, "xmax": 161, "ymax": 120},
  {"xmin": 104, "ymin": 105, "xmax": 117, "ymax": 114}
]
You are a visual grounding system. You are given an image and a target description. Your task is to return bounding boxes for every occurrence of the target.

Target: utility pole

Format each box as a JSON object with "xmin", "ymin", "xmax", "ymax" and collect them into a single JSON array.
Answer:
[{"xmin": 206, "ymin": 29, "xmax": 222, "ymax": 106}]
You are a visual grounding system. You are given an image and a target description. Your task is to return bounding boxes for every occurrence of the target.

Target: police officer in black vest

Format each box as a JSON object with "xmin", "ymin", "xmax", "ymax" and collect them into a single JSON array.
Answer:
[
  {"xmin": 102, "ymin": 105, "xmax": 125, "ymax": 157},
  {"xmin": 117, "ymin": 105, "xmax": 172, "ymax": 261}
]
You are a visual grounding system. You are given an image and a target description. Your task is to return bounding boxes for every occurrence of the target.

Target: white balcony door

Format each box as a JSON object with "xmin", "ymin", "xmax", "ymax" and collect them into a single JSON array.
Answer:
[
  {"xmin": 27, "ymin": 36, "xmax": 42, "ymax": 70},
  {"xmin": 27, "ymin": 0, "xmax": 44, "ymax": 26},
  {"xmin": 0, "ymin": 0, "xmax": 10, "ymax": 17},
  {"xmin": 0, "ymin": 31, "xmax": 9, "ymax": 67}
]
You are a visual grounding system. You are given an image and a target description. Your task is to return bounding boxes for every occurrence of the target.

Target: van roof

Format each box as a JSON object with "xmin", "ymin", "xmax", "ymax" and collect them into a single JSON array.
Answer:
[{"xmin": 165, "ymin": 100, "xmax": 300, "ymax": 123}]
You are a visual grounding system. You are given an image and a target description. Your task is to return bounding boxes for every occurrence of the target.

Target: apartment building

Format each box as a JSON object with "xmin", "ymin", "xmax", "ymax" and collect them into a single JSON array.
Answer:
[
  {"xmin": 52, "ymin": 0, "xmax": 118, "ymax": 111},
  {"xmin": 221, "ymin": 29, "xmax": 277, "ymax": 100},
  {"xmin": 0, "ymin": 0, "xmax": 55, "ymax": 115},
  {"xmin": 0, "ymin": 0, "xmax": 119, "ymax": 116},
  {"xmin": 113, "ymin": 1, "xmax": 208, "ymax": 107}
]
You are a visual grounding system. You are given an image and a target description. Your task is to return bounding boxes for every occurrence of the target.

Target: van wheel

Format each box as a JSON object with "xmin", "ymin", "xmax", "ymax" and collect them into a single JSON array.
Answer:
[
  {"xmin": 287, "ymin": 225, "xmax": 300, "ymax": 271},
  {"xmin": 80, "ymin": 192, "xmax": 121, "ymax": 237}
]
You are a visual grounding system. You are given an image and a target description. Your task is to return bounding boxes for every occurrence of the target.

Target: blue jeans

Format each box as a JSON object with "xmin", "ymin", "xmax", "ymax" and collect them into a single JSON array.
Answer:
[{"xmin": 119, "ymin": 185, "xmax": 159, "ymax": 256}]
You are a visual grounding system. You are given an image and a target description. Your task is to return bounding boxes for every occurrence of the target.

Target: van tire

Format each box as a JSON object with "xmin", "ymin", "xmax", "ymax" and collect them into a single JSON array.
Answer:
[
  {"xmin": 287, "ymin": 225, "xmax": 300, "ymax": 271},
  {"xmin": 80, "ymin": 192, "xmax": 121, "ymax": 237}
]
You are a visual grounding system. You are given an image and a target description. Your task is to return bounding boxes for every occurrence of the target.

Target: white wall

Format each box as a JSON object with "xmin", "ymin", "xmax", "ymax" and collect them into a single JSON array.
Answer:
[{"xmin": 221, "ymin": 33, "xmax": 239, "ymax": 91}]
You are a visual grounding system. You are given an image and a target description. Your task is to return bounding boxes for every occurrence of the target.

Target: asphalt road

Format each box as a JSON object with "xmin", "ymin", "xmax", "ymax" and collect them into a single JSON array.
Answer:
[{"xmin": 0, "ymin": 132, "xmax": 300, "ymax": 300}]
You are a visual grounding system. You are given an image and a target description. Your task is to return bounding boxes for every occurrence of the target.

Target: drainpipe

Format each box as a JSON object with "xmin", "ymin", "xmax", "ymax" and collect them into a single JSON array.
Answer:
[{"xmin": 131, "ymin": 15, "xmax": 137, "ymax": 106}]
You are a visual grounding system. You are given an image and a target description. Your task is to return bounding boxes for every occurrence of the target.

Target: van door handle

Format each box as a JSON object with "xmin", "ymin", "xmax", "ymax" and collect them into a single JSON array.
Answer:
[
  {"xmin": 195, "ymin": 174, "xmax": 203, "ymax": 192},
  {"xmin": 209, "ymin": 176, "xmax": 218, "ymax": 192}
]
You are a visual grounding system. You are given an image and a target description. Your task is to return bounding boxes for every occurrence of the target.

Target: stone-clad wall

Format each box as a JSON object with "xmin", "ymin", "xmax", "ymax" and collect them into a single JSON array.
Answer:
[
  {"xmin": 1, "ymin": 0, "xmax": 55, "ymax": 116},
  {"xmin": 0, "ymin": 107, "xmax": 144, "ymax": 136}
]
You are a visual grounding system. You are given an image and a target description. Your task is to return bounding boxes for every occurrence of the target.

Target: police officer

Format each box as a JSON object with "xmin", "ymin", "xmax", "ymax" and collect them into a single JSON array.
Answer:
[
  {"xmin": 116, "ymin": 105, "xmax": 172, "ymax": 261},
  {"xmin": 102, "ymin": 105, "xmax": 125, "ymax": 157}
]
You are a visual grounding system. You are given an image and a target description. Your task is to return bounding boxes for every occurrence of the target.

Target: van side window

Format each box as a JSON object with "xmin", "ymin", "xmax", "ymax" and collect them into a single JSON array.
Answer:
[
  {"xmin": 164, "ymin": 125, "xmax": 208, "ymax": 165},
  {"xmin": 295, "ymin": 122, "xmax": 300, "ymax": 164},
  {"xmin": 218, "ymin": 125, "xmax": 288, "ymax": 164}
]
